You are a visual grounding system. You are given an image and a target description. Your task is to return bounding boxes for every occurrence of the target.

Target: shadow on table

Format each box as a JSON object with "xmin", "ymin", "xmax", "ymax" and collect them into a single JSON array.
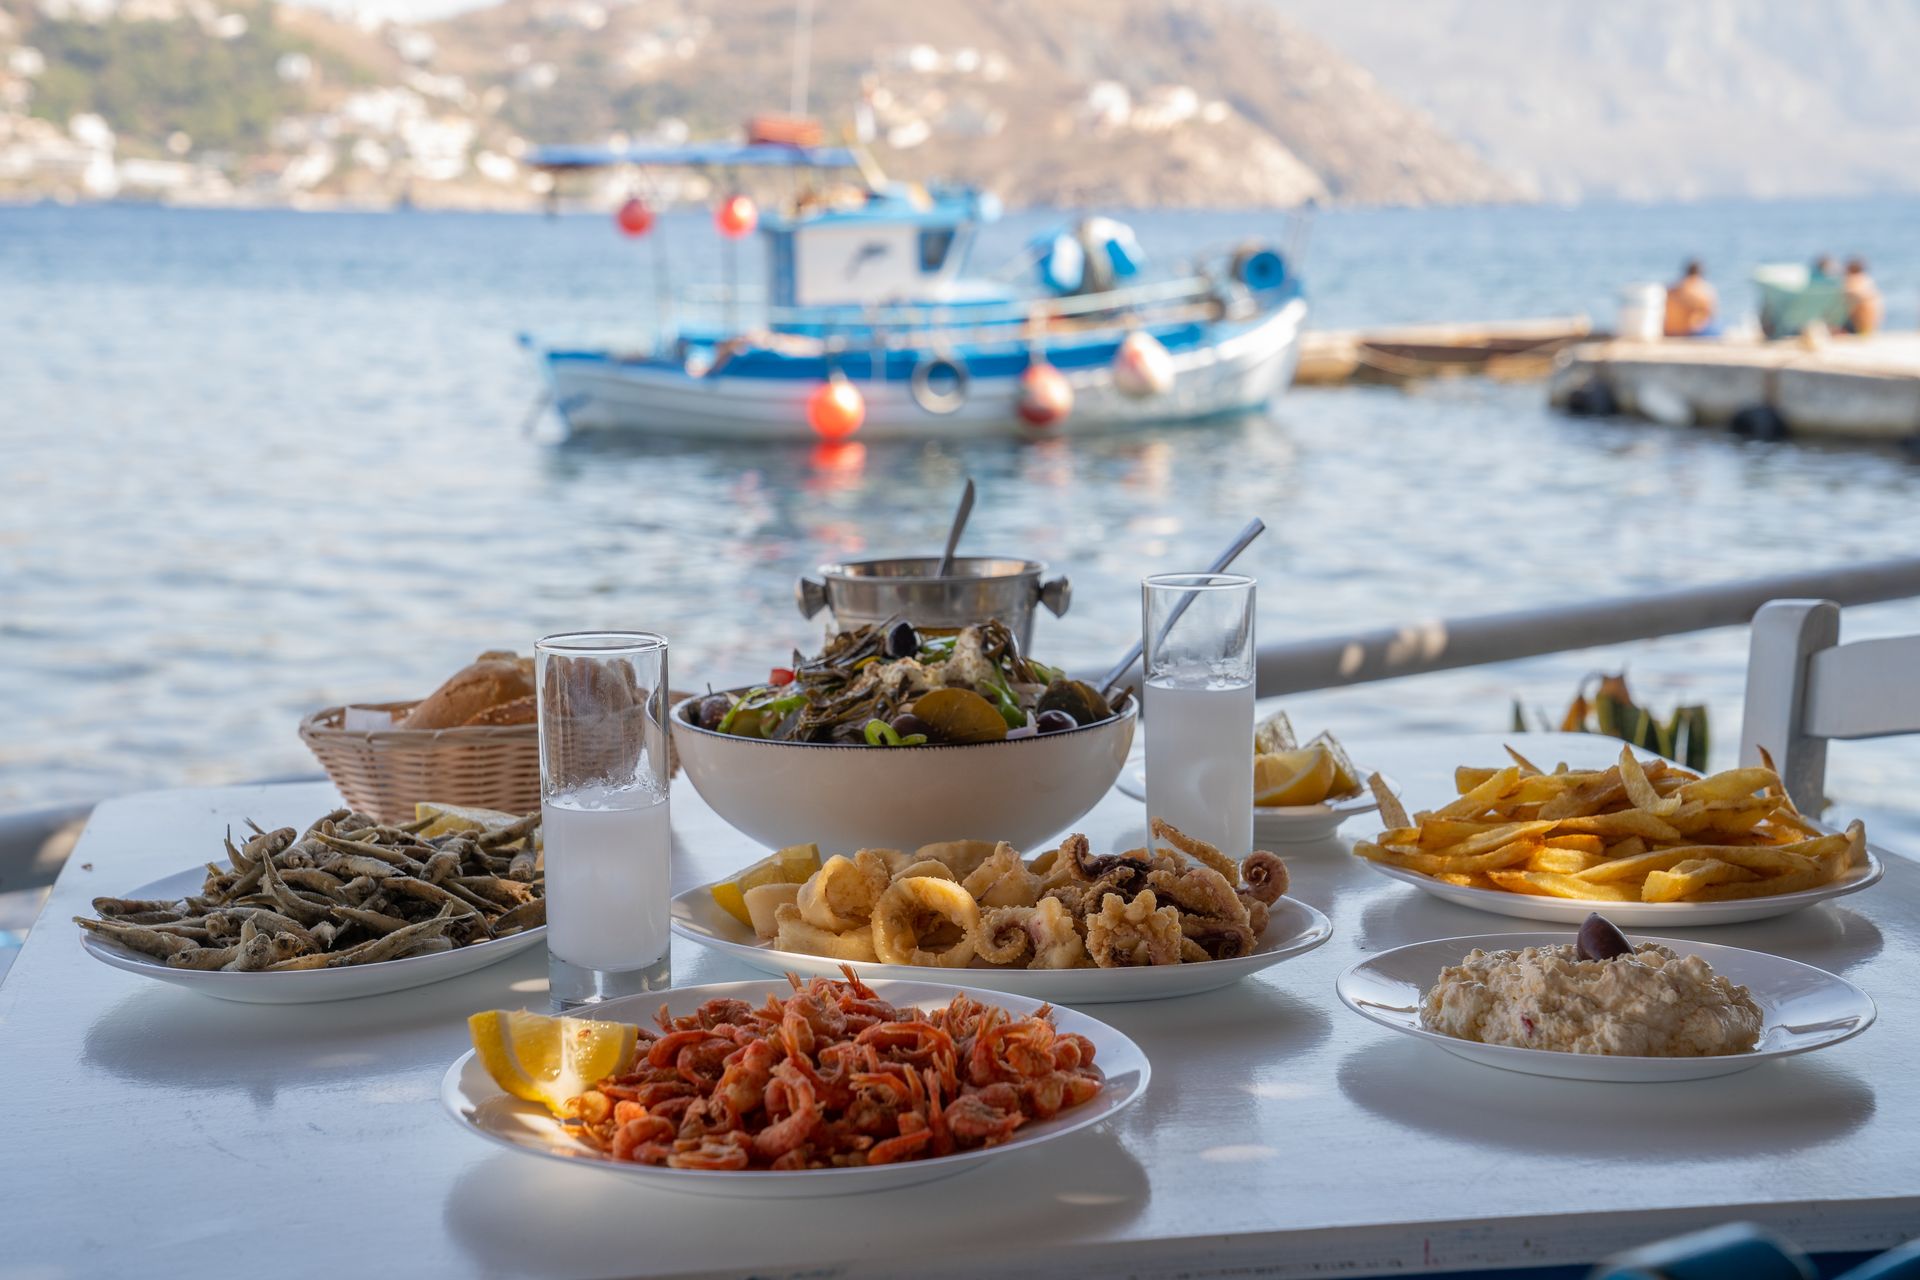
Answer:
[
  {"xmin": 1354, "ymin": 893, "xmax": 1886, "ymax": 974},
  {"xmin": 442, "ymin": 1126, "xmax": 1151, "ymax": 1274},
  {"xmin": 1336, "ymin": 1040, "xmax": 1875, "ymax": 1159},
  {"xmin": 80, "ymin": 948, "xmax": 546, "ymax": 1107}
]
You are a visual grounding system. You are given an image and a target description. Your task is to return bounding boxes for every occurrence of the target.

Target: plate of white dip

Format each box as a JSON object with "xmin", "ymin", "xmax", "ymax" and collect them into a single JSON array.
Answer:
[{"xmin": 1336, "ymin": 931, "xmax": 1875, "ymax": 1082}]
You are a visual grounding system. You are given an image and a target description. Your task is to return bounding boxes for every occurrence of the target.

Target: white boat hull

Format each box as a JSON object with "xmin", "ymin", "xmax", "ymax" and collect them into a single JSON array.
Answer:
[{"xmin": 545, "ymin": 299, "xmax": 1306, "ymax": 442}]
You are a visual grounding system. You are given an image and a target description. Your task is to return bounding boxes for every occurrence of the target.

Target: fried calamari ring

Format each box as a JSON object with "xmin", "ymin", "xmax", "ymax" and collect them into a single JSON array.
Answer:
[
  {"xmin": 870, "ymin": 876, "xmax": 980, "ymax": 968},
  {"xmin": 889, "ymin": 859, "xmax": 956, "ymax": 883},
  {"xmin": 1237, "ymin": 891, "xmax": 1271, "ymax": 937},
  {"xmin": 1240, "ymin": 850, "xmax": 1289, "ymax": 904},
  {"xmin": 798, "ymin": 855, "xmax": 881, "ymax": 933},
  {"xmin": 772, "ymin": 904, "xmax": 878, "ymax": 962},
  {"xmin": 913, "ymin": 839, "xmax": 999, "ymax": 880}
]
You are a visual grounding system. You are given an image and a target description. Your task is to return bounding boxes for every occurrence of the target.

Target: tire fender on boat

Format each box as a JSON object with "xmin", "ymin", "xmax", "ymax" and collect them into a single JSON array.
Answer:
[{"xmin": 910, "ymin": 352, "xmax": 969, "ymax": 416}]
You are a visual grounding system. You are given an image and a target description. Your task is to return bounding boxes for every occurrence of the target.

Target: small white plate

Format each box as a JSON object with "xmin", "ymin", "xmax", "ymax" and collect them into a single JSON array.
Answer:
[
  {"xmin": 441, "ymin": 977, "xmax": 1150, "ymax": 1197},
  {"xmin": 1115, "ymin": 763, "xmax": 1385, "ymax": 846},
  {"xmin": 1358, "ymin": 848, "xmax": 1883, "ymax": 927},
  {"xmin": 670, "ymin": 884, "xmax": 1332, "ymax": 1003},
  {"xmin": 77, "ymin": 867, "xmax": 546, "ymax": 1003},
  {"xmin": 1337, "ymin": 932, "xmax": 1876, "ymax": 1082}
]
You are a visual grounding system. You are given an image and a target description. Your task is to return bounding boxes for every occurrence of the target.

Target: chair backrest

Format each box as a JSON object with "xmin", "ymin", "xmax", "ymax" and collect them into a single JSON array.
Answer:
[{"xmin": 1741, "ymin": 598, "xmax": 1920, "ymax": 811}]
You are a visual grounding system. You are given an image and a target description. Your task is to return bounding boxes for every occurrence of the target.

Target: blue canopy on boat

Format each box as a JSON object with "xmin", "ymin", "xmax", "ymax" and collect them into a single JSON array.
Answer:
[{"xmin": 527, "ymin": 142, "xmax": 862, "ymax": 171}]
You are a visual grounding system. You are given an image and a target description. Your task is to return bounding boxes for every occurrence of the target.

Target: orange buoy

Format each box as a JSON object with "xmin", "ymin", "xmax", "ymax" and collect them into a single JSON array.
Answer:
[
  {"xmin": 1017, "ymin": 360, "xmax": 1073, "ymax": 428},
  {"xmin": 615, "ymin": 196, "xmax": 654, "ymax": 237},
  {"xmin": 808, "ymin": 375, "xmax": 865, "ymax": 439},
  {"xmin": 715, "ymin": 193, "xmax": 758, "ymax": 239},
  {"xmin": 1112, "ymin": 330, "xmax": 1173, "ymax": 398}
]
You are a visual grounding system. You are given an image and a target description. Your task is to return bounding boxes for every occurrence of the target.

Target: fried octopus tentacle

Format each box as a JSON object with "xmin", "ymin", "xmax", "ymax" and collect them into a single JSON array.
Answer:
[
  {"xmin": 1083, "ymin": 889, "xmax": 1183, "ymax": 967},
  {"xmin": 1149, "ymin": 817, "xmax": 1241, "ymax": 883},
  {"xmin": 1240, "ymin": 850, "xmax": 1289, "ymax": 904}
]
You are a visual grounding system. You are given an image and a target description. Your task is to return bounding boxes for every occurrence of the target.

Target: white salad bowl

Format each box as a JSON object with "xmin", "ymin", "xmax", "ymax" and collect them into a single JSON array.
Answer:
[{"xmin": 671, "ymin": 691, "xmax": 1136, "ymax": 855}]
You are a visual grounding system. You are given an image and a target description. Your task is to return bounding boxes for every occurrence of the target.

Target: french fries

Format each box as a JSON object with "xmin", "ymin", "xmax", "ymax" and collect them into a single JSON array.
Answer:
[{"xmin": 1353, "ymin": 744, "xmax": 1867, "ymax": 905}]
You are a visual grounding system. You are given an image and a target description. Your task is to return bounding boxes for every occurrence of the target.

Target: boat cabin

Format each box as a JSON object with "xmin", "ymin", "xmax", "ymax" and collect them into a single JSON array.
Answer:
[{"xmin": 763, "ymin": 184, "xmax": 1003, "ymax": 309}]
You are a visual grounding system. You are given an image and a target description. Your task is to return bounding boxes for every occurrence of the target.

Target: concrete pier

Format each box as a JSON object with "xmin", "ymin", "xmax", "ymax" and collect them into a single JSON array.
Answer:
[{"xmin": 1550, "ymin": 332, "xmax": 1920, "ymax": 442}]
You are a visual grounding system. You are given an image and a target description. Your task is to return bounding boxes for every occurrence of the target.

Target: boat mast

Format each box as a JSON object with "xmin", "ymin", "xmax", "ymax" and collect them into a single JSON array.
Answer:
[{"xmin": 790, "ymin": 0, "xmax": 814, "ymax": 117}]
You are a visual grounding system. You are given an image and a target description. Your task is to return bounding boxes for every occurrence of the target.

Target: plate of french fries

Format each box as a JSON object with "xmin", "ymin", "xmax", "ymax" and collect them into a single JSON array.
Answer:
[{"xmin": 1352, "ymin": 745, "xmax": 1881, "ymax": 925}]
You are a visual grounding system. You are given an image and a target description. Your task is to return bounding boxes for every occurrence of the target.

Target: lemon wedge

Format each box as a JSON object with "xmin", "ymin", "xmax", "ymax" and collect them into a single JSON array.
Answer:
[
  {"xmin": 709, "ymin": 842, "xmax": 822, "ymax": 928},
  {"xmin": 468, "ymin": 1009, "xmax": 639, "ymax": 1116},
  {"xmin": 415, "ymin": 802, "xmax": 529, "ymax": 840},
  {"xmin": 1255, "ymin": 744, "xmax": 1336, "ymax": 807},
  {"xmin": 1303, "ymin": 730, "xmax": 1362, "ymax": 798},
  {"xmin": 1254, "ymin": 709, "xmax": 1298, "ymax": 756}
]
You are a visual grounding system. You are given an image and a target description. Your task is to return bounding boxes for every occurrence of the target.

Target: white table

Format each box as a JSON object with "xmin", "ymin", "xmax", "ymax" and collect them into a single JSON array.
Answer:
[{"xmin": 4, "ymin": 733, "xmax": 1916, "ymax": 1278}]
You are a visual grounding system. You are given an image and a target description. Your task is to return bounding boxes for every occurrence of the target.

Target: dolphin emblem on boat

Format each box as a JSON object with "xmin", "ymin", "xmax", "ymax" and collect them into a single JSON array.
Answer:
[{"xmin": 847, "ymin": 241, "xmax": 890, "ymax": 277}]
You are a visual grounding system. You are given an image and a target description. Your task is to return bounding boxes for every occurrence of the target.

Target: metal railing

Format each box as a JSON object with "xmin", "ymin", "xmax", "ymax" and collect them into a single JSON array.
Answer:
[
  {"xmin": 1252, "ymin": 554, "xmax": 1920, "ymax": 696},
  {"xmin": 1092, "ymin": 555, "xmax": 1920, "ymax": 703}
]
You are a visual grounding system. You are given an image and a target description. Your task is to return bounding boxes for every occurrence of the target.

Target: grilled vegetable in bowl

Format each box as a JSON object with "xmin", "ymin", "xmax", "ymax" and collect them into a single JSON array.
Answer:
[
  {"xmin": 689, "ymin": 618, "xmax": 1114, "ymax": 747},
  {"xmin": 672, "ymin": 690, "xmax": 1136, "ymax": 856}
]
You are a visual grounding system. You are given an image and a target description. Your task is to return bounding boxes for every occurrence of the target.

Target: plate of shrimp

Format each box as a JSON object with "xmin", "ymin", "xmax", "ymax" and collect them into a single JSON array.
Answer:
[
  {"xmin": 670, "ymin": 820, "xmax": 1333, "ymax": 1003},
  {"xmin": 441, "ymin": 971, "xmax": 1150, "ymax": 1197}
]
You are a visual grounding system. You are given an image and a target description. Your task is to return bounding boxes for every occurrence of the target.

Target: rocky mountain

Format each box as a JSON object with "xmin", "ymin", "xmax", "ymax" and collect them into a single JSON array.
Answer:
[
  {"xmin": 0, "ymin": 0, "xmax": 1523, "ymax": 208},
  {"xmin": 1269, "ymin": 0, "xmax": 1920, "ymax": 203},
  {"xmin": 428, "ymin": 0, "xmax": 1522, "ymax": 208}
]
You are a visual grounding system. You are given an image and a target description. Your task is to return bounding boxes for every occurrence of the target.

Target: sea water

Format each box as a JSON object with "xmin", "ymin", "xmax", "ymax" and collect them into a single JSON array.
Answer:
[
  {"xmin": 1144, "ymin": 673, "xmax": 1255, "ymax": 860},
  {"xmin": 542, "ymin": 784, "xmax": 671, "ymax": 974}
]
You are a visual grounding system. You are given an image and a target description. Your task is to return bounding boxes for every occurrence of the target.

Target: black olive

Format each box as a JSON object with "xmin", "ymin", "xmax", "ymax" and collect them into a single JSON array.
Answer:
[
  {"xmin": 890, "ymin": 712, "xmax": 933, "ymax": 738},
  {"xmin": 885, "ymin": 621, "xmax": 919, "ymax": 659},
  {"xmin": 1035, "ymin": 709, "xmax": 1077, "ymax": 735},
  {"xmin": 694, "ymin": 694, "xmax": 732, "ymax": 730},
  {"xmin": 1575, "ymin": 912, "xmax": 1633, "ymax": 962}
]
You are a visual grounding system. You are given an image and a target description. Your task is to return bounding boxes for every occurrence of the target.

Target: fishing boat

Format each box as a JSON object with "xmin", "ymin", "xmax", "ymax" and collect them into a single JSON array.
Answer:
[{"xmin": 523, "ymin": 139, "xmax": 1306, "ymax": 442}]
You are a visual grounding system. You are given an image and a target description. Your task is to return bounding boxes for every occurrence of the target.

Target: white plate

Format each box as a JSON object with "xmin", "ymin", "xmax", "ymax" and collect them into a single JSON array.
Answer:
[
  {"xmin": 670, "ymin": 883, "xmax": 1332, "ymax": 1003},
  {"xmin": 1337, "ymin": 932, "xmax": 1876, "ymax": 1082},
  {"xmin": 441, "ymin": 977, "xmax": 1149, "ymax": 1197},
  {"xmin": 1358, "ymin": 847, "xmax": 1883, "ymax": 926},
  {"xmin": 1115, "ymin": 762, "xmax": 1385, "ymax": 846},
  {"xmin": 77, "ymin": 867, "xmax": 546, "ymax": 1003}
]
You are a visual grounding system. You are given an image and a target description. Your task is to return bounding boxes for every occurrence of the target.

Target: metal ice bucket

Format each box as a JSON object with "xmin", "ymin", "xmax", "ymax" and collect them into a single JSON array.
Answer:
[{"xmin": 795, "ymin": 557, "xmax": 1071, "ymax": 652}]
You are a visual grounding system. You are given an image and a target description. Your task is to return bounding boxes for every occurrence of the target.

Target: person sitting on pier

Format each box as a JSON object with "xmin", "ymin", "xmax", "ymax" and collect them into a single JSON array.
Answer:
[
  {"xmin": 1663, "ymin": 260, "xmax": 1719, "ymax": 338},
  {"xmin": 1843, "ymin": 259, "xmax": 1883, "ymax": 335}
]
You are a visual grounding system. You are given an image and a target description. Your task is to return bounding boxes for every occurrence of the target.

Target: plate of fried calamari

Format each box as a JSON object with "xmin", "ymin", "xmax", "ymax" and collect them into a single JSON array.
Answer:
[
  {"xmin": 75, "ymin": 804, "xmax": 547, "ymax": 1002},
  {"xmin": 1352, "ymin": 746, "xmax": 1881, "ymax": 926},
  {"xmin": 671, "ymin": 819, "xmax": 1332, "ymax": 1003},
  {"xmin": 443, "ymin": 972, "xmax": 1150, "ymax": 1197}
]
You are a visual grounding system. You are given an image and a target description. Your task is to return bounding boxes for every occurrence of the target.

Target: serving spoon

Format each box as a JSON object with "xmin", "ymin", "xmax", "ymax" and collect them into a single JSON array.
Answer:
[{"xmin": 935, "ymin": 477, "xmax": 976, "ymax": 579}]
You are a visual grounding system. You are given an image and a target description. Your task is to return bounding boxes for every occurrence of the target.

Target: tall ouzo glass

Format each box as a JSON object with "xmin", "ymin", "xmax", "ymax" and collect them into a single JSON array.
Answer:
[
  {"xmin": 1142, "ymin": 573, "xmax": 1255, "ymax": 860},
  {"xmin": 536, "ymin": 631, "xmax": 672, "ymax": 1010}
]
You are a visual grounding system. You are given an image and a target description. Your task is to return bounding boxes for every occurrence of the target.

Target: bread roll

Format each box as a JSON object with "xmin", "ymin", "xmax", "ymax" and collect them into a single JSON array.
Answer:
[
  {"xmin": 464, "ymin": 694, "xmax": 536, "ymax": 727},
  {"xmin": 402, "ymin": 655, "xmax": 535, "ymax": 731}
]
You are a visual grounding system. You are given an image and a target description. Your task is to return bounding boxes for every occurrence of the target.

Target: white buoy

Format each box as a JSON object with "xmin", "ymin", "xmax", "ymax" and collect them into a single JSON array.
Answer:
[{"xmin": 1113, "ymin": 331, "xmax": 1174, "ymax": 398}]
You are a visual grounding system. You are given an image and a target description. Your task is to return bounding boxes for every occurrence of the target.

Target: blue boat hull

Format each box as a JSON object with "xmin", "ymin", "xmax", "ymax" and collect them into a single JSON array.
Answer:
[{"xmin": 539, "ymin": 298, "xmax": 1306, "ymax": 441}]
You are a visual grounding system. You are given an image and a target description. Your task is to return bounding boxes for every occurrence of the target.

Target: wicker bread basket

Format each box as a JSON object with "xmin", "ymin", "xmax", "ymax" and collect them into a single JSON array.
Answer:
[{"xmin": 299, "ymin": 700, "xmax": 538, "ymax": 825}]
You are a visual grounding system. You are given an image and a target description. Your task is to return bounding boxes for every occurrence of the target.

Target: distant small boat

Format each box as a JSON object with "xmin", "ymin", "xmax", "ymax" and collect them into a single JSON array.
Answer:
[{"xmin": 522, "ymin": 140, "xmax": 1306, "ymax": 442}]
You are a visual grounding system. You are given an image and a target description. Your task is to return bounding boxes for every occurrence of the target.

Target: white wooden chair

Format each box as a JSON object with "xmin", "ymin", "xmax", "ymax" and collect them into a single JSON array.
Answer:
[{"xmin": 1741, "ymin": 598, "xmax": 1920, "ymax": 812}]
